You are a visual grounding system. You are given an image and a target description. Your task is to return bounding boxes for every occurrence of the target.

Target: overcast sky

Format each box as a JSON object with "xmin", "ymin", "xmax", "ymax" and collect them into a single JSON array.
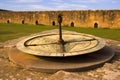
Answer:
[{"xmin": 0, "ymin": 0, "xmax": 120, "ymax": 11}]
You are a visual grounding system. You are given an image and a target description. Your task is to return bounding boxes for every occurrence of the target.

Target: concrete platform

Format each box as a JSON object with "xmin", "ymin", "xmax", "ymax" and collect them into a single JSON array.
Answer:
[{"xmin": 8, "ymin": 46, "xmax": 115, "ymax": 73}]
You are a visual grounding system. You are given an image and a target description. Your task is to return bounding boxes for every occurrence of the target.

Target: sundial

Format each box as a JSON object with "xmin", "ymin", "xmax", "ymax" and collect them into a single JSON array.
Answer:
[
  {"xmin": 16, "ymin": 31, "xmax": 105, "ymax": 57},
  {"xmin": 8, "ymin": 14, "xmax": 115, "ymax": 73}
]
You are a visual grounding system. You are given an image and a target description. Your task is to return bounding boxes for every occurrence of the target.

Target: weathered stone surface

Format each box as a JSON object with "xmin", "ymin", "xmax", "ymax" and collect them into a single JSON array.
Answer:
[{"xmin": 49, "ymin": 71, "xmax": 81, "ymax": 80}]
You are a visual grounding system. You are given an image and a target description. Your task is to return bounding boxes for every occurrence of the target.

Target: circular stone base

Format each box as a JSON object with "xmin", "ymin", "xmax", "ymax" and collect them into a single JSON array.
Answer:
[
  {"xmin": 16, "ymin": 30, "xmax": 105, "ymax": 57},
  {"xmin": 8, "ymin": 46, "xmax": 114, "ymax": 73}
]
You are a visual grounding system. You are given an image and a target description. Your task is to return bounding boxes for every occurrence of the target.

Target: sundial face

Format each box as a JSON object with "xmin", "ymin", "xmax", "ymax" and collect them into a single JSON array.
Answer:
[{"xmin": 16, "ymin": 30, "xmax": 105, "ymax": 57}]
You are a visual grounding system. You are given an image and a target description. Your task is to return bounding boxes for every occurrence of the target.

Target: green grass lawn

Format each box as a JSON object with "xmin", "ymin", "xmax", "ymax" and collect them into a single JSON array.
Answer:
[{"xmin": 0, "ymin": 23, "xmax": 120, "ymax": 42}]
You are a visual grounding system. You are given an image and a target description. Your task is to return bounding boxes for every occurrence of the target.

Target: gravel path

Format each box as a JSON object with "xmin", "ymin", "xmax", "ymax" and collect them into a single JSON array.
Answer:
[{"xmin": 0, "ymin": 35, "xmax": 120, "ymax": 80}]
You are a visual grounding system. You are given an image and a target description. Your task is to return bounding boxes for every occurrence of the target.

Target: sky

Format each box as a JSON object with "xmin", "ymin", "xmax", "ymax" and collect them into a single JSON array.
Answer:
[{"xmin": 0, "ymin": 0, "xmax": 120, "ymax": 11}]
